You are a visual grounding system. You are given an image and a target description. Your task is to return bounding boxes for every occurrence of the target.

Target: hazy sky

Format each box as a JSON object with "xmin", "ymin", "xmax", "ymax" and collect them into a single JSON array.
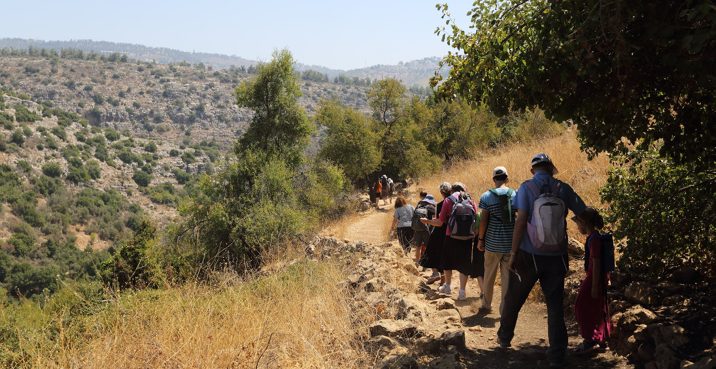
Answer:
[{"xmin": 0, "ymin": 0, "xmax": 472, "ymax": 70}]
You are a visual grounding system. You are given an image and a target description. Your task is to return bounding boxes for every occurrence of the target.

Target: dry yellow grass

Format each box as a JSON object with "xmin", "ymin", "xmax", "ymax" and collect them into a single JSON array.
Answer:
[
  {"xmin": 417, "ymin": 128, "xmax": 609, "ymax": 239},
  {"xmin": 19, "ymin": 260, "xmax": 371, "ymax": 369}
]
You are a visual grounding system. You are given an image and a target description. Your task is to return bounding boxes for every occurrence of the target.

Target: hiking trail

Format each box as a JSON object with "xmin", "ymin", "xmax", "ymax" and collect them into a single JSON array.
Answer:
[{"xmin": 323, "ymin": 204, "xmax": 631, "ymax": 368}]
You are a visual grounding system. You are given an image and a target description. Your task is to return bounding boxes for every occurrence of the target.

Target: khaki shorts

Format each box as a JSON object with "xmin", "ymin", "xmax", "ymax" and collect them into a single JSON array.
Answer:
[{"xmin": 412, "ymin": 230, "xmax": 430, "ymax": 247}]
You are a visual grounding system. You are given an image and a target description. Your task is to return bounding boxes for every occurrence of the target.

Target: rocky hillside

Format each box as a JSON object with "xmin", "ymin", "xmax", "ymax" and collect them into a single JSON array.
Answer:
[{"xmin": 0, "ymin": 53, "xmax": 369, "ymax": 148}]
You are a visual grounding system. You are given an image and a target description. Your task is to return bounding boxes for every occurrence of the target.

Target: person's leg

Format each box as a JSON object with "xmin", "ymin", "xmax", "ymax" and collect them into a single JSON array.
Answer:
[
  {"xmin": 538, "ymin": 254, "xmax": 568, "ymax": 366},
  {"xmin": 482, "ymin": 251, "xmax": 500, "ymax": 309},
  {"xmin": 497, "ymin": 251, "xmax": 538, "ymax": 346},
  {"xmin": 498, "ymin": 252, "xmax": 512, "ymax": 316},
  {"xmin": 443, "ymin": 269, "xmax": 453, "ymax": 287}
]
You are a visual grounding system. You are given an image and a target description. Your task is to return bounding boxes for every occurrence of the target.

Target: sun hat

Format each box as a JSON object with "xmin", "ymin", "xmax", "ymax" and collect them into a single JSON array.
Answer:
[
  {"xmin": 492, "ymin": 166, "xmax": 508, "ymax": 178},
  {"xmin": 531, "ymin": 153, "xmax": 559, "ymax": 174}
]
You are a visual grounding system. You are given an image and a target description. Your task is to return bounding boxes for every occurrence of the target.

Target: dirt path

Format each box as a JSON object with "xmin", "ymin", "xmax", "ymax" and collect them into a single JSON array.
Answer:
[{"xmin": 334, "ymin": 206, "xmax": 631, "ymax": 368}]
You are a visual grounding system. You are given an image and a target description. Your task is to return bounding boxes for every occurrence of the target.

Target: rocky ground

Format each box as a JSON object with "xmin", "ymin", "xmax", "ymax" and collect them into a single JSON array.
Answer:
[{"xmin": 316, "ymin": 207, "xmax": 634, "ymax": 368}]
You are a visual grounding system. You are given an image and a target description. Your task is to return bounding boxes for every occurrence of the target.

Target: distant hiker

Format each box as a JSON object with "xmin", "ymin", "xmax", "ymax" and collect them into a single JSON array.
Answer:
[
  {"xmin": 369, "ymin": 183, "xmax": 378, "ymax": 207},
  {"xmin": 390, "ymin": 196, "xmax": 415, "ymax": 254},
  {"xmin": 477, "ymin": 166, "xmax": 517, "ymax": 315},
  {"xmin": 388, "ymin": 177, "xmax": 395, "ymax": 202},
  {"xmin": 497, "ymin": 153, "xmax": 587, "ymax": 368},
  {"xmin": 422, "ymin": 182, "xmax": 479, "ymax": 301},
  {"xmin": 420, "ymin": 182, "xmax": 451, "ymax": 285},
  {"xmin": 380, "ymin": 175, "xmax": 390, "ymax": 206},
  {"xmin": 573, "ymin": 207, "xmax": 612, "ymax": 354},
  {"xmin": 411, "ymin": 192, "xmax": 436, "ymax": 264},
  {"xmin": 374, "ymin": 178, "xmax": 383, "ymax": 209}
]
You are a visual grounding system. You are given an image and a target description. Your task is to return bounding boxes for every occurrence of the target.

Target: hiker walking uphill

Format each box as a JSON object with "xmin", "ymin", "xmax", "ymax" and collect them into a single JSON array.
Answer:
[
  {"xmin": 498, "ymin": 153, "xmax": 587, "ymax": 369},
  {"xmin": 390, "ymin": 197, "xmax": 415, "ymax": 254},
  {"xmin": 477, "ymin": 166, "xmax": 517, "ymax": 315},
  {"xmin": 411, "ymin": 192, "xmax": 436, "ymax": 264},
  {"xmin": 421, "ymin": 182, "xmax": 481, "ymax": 301},
  {"xmin": 573, "ymin": 207, "xmax": 613, "ymax": 354},
  {"xmin": 420, "ymin": 182, "xmax": 452, "ymax": 285}
]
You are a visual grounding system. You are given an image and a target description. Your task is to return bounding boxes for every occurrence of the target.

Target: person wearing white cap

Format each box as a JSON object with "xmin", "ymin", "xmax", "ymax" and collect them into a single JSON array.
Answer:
[{"xmin": 477, "ymin": 166, "xmax": 517, "ymax": 316}]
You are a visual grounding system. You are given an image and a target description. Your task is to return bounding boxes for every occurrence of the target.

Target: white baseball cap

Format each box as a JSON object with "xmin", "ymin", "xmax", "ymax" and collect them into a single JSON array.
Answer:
[{"xmin": 492, "ymin": 166, "xmax": 508, "ymax": 178}]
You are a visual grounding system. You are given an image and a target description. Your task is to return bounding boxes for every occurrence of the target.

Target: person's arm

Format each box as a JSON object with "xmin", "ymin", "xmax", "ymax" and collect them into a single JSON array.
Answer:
[
  {"xmin": 477, "ymin": 209, "xmax": 489, "ymax": 251},
  {"xmin": 508, "ymin": 210, "xmax": 528, "ymax": 271},
  {"xmin": 422, "ymin": 217, "xmax": 443, "ymax": 227},
  {"xmin": 389, "ymin": 216, "xmax": 397, "ymax": 238}
]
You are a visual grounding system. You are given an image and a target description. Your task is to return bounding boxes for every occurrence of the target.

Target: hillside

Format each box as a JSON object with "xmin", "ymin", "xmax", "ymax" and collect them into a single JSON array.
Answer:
[
  {"xmin": 0, "ymin": 38, "xmax": 444, "ymax": 87},
  {"xmin": 0, "ymin": 53, "xmax": 370, "ymax": 148}
]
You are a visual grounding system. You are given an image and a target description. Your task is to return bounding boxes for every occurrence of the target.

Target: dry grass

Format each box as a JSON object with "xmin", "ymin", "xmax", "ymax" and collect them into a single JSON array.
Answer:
[
  {"xmin": 417, "ymin": 128, "xmax": 609, "ymax": 239},
  {"xmin": 16, "ymin": 260, "xmax": 370, "ymax": 369}
]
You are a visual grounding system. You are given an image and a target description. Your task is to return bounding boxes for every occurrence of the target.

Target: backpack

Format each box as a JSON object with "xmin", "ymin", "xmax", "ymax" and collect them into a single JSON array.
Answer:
[
  {"xmin": 380, "ymin": 176, "xmax": 388, "ymax": 190},
  {"xmin": 525, "ymin": 180, "xmax": 567, "ymax": 253},
  {"xmin": 448, "ymin": 192, "xmax": 477, "ymax": 240},
  {"xmin": 584, "ymin": 232, "xmax": 616, "ymax": 274},
  {"xmin": 411, "ymin": 201, "xmax": 436, "ymax": 232},
  {"xmin": 488, "ymin": 188, "xmax": 516, "ymax": 224}
]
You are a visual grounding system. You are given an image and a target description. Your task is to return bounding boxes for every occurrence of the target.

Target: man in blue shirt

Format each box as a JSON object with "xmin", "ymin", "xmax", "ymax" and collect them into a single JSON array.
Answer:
[{"xmin": 497, "ymin": 154, "xmax": 587, "ymax": 368}]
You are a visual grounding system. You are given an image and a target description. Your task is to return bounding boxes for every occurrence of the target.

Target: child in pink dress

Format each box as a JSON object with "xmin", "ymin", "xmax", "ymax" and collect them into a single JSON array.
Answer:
[{"xmin": 573, "ymin": 207, "xmax": 611, "ymax": 353}]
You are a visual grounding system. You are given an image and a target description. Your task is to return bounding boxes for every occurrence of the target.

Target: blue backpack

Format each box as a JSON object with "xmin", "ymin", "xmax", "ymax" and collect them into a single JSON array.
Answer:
[{"xmin": 584, "ymin": 232, "xmax": 615, "ymax": 273}]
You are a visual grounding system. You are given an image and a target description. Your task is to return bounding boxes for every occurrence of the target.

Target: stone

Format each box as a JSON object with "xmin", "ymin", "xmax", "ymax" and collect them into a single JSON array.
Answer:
[
  {"xmin": 369, "ymin": 319, "xmax": 420, "ymax": 339},
  {"xmin": 649, "ymin": 323, "xmax": 690, "ymax": 350},
  {"xmin": 415, "ymin": 329, "xmax": 465, "ymax": 355},
  {"xmin": 379, "ymin": 346, "xmax": 418, "ymax": 369},
  {"xmin": 364, "ymin": 278, "xmax": 385, "ymax": 292},
  {"xmin": 435, "ymin": 308, "xmax": 462, "ymax": 324},
  {"xmin": 401, "ymin": 260, "xmax": 419, "ymax": 275},
  {"xmin": 432, "ymin": 298, "xmax": 457, "ymax": 310},
  {"xmin": 625, "ymin": 282, "xmax": 659, "ymax": 306},
  {"xmin": 683, "ymin": 356, "xmax": 716, "ymax": 369},
  {"xmin": 637, "ymin": 343, "xmax": 656, "ymax": 362},
  {"xmin": 397, "ymin": 294, "xmax": 428, "ymax": 322},
  {"xmin": 365, "ymin": 335, "xmax": 401, "ymax": 354},
  {"xmin": 614, "ymin": 305, "xmax": 658, "ymax": 328},
  {"xmin": 568, "ymin": 237, "xmax": 585, "ymax": 255}
]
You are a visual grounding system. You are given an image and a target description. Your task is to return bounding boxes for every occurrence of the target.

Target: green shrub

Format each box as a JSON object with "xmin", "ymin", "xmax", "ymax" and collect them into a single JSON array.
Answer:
[
  {"xmin": 601, "ymin": 148, "xmax": 716, "ymax": 277},
  {"xmin": 5, "ymin": 262, "xmax": 59, "ymax": 297},
  {"xmin": 169, "ymin": 149, "xmax": 180, "ymax": 157},
  {"xmin": 42, "ymin": 162, "xmax": 62, "ymax": 178},
  {"xmin": 86, "ymin": 160, "xmax": 101, "ymax": 180},
  {"xmin": 147, "ymin": 183, "xmax": 176, "ymax": 205},
  {"xmin": 104, "ymin": 128, "xmax": 120, "ymax": 141},
  {"xmin": 0, "ymin": 112, "xmax": 13, "ymax": 129},
  {"xmin": 10, "ymin": 129, "xmax": 24, "ymax": 145},
  {"xmin": 144, "ymin": 142, "xmax": 157, "ymax": 153},
  {"xmin": 13, "ymin": 105, "xmax": 40, "ymax": 123},
  {"xmin": 132, "ymin": 170, "xmax": 152, "ymax": 187},
  {"xmin": 51, "ymin": 126, "xmax": 66, "ymax": 141},
  {"xmin": 100, "ymin": 220, "xmax": 162, "ymax": 289},
  {"xmin": 172, "ymin": 168, "xmax": 191, "ymax": 184}
]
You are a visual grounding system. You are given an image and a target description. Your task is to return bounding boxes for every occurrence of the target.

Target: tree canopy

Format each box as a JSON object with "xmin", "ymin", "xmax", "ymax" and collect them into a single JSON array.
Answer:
[{"xmin": 434, "ymin": 0, "xmax": 716, "ymax": 168}]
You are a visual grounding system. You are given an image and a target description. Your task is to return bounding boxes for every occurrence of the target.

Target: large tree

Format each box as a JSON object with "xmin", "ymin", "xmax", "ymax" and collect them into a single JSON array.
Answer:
[
  {"xmin": 434, "ymin": 0, "xmax": 716, "ymax": 169},
  {"xmin": 236, "ymin": 49, "xmax": 314, "ymax": 167}
]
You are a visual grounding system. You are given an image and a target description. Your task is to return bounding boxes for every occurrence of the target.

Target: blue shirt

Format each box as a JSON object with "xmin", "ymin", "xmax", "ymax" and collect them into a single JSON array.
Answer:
[
  {"xmin": 478, "ymin": 187, "xmax": 516, "ymax": 254},
  {"xmin": 515, "ymin": 170, "xmax": 586, "ymax": 255}
]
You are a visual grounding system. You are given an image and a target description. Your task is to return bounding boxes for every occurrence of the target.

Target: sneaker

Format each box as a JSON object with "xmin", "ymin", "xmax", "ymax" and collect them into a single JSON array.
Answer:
[
  {"xmin": 438, "ymin": 284, "xmax": 451, "ymax": 294},
  {"xmin": 457, "ymin": 289, "xmax": 466, "ymax": 301}
]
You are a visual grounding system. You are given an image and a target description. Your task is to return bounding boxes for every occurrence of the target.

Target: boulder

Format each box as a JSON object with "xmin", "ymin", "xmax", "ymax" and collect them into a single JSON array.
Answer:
[
  {"xmin": 379, "ymin": 346, "xmax": 418, "ymax": 369},
  {"xmin": 369, "ymin": 319, "xmax": 420, "ymax": 339},
  {"xmin": 649, "ymin": 323, "xmax": 690, "ymax": 350},
  {"xmin": 365, "ymin": 335, "xmax": 401, "ymax": 354},
  {"xmin": 364, "ymin": 278, "xmax": 385, "ymax": 293},
  {"xmin": 397, "ymin": 294, "xmax": 428, "ymax": 323},
  {"xmin": 625, "ymin": 282, "xmax": 659, "ymax": 306},
  {"xmin": 614, "ymin": 305, "xmax": 658, "ymax": 328},
  {"xmin": 568, "ymin": 237, "xmax": 585, "ymax": 256},
  {"xmin": 432, "ymin": 298, "xmax": 457, "ymax": 310},
  {"xmin": 415, "ymin": 329, "xmax": 466, "ymax": 355}
]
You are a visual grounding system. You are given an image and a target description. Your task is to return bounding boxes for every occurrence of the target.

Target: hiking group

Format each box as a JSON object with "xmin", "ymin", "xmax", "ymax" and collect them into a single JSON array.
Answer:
[{"xmin": 387, "ymin": 153, "xmax": 614, "ymax": 368}]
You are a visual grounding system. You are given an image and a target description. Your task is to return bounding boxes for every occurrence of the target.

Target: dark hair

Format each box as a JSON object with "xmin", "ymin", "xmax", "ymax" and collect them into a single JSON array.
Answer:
[
  {"xmin": 578, "ymin": 207, "xmax": 604, "ymax": 229},
  {"xmin": 451, "ymin": 182, "xmax": 466, "ymax": 192},
  {"xmin": 395, "ymin": 197, "xmax": 407, "ymax": 208},
  {"xmin": 419, "ymin": 191, "xmax": 428, "ymax": 198},
  {"xmin": 493, "ymin": 174, "xmax": 508, "ymax": 182}
]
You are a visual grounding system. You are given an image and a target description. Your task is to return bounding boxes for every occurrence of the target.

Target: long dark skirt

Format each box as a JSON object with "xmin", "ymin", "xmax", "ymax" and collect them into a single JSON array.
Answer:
[
  {"xmin": 421, "ymin": 225, "xmax": 445, "ymax": 269},
  {"xmin": 442, "ymin": 236, "xmax": 483, "ymax": 277}
]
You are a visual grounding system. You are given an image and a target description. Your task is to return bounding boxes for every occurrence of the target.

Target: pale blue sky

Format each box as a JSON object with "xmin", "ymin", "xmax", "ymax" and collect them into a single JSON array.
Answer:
[{"xmin": 0, "ymin": 0, "xmax": 471, "ymax": 70}]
